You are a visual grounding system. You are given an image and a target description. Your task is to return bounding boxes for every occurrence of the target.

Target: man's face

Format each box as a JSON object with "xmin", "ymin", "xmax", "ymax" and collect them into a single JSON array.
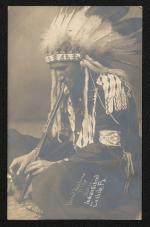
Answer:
[{"xmin": 49, "ymin": 62, "xmax": 82, "ymax": 88}]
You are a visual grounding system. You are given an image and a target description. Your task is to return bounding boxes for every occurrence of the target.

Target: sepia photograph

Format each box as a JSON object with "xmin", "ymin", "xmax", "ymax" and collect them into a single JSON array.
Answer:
[{"xmin": 7, "ymin": 6, "xmax": 142, "ymax": 220}]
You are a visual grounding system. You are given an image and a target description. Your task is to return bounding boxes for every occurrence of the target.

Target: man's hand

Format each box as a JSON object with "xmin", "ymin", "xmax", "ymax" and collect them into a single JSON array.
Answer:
[
  {"xmin": 24, "ymin": 160, "xmax": 54, "ymax": 176},
  {"xmin": 9, "ymin": 149, "xmax": 37, "ymax": 176}
]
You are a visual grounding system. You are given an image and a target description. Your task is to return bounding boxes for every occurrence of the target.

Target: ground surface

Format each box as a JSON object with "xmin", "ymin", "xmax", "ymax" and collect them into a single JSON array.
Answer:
[
  {"xmin": 7, "ymin": 196, "xmax": 40, "ymax": 220},
  {"xmin": 8, "ymin": 196, "xmax": 142, "ymax": 220}
]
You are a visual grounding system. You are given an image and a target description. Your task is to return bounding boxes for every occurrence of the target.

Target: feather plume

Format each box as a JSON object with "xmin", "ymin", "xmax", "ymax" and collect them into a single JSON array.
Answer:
[
  {"xmin": 42, "ymin": 6, "xmax": 142, "ymax": 147},
  {"xmin": 40, "ymin": 6, "xmax": 140, "ymax": 64}
]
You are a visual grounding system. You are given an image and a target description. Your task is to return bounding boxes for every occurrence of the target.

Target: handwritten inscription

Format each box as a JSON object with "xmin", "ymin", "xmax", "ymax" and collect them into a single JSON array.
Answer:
[
  {"xmin": 65, "ymin": 173, "xmax": 106, "ymax": 208},
  {"xmin": 65, "ymin": 173, "xmax": 86, "ymax": 206},
  {"xmin": 84, "ymin": 175, "xmax": 106, "ymax": 208}
]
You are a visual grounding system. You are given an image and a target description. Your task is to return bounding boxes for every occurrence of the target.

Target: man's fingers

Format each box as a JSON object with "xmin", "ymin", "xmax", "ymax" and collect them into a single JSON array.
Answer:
[
  {"xmin": 9, "ymin": 159, "xmax": 17, "ymax": 170},
  {"xmin": 25, "ymin": 162, "xmax": 41, "ymax": 174},
  {"xmin": 32, "ymin": 167, "xmax": 44, "ymax": 176},
  {"xmin": 26, "ymin": 160, "xmax": 42, "ymax": 170},
  {"xmin": 16, "ymin": 163, "xmax": 26, "ymax": 175},
  {"xmin": 27, "ymin": 160, "xmax": 41, "ymax": 167},
  {"xmin": 9, "ymin": 159, "xmax": 18, "ymax": 174},
  {"xmin": 9, "ymin": 167, "xmax": 13, "ymax": 175}
]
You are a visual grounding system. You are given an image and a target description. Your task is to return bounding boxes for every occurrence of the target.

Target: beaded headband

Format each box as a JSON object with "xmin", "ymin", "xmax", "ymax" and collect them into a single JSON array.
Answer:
[{"xmin": 45, "ymin": 53, "xmax": 81, "ymax": 63}]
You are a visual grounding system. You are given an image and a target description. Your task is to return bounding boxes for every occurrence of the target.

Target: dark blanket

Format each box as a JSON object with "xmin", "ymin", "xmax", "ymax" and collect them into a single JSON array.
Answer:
[
  {"xmin": 8, "ymin": 129, "xmax": 141, "ymax": 219},
  {"xmin": 32, "ymin": 145, "xmax": 141, "ymax": 219}
]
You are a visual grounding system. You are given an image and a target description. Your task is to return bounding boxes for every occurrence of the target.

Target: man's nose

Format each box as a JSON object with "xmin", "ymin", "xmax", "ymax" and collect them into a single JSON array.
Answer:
[{"xmin": 56, "ymin": 70, "xmax": 64, "ymax": 78}]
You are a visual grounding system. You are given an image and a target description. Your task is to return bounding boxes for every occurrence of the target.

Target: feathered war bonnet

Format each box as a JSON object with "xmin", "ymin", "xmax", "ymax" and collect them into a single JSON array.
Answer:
[{"xmin": 40, "ymin": 6, "xmax": 142, "ymax": 147}]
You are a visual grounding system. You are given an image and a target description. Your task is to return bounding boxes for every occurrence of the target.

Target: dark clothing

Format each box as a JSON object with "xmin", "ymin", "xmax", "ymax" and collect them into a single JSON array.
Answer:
[
  {"xmin": 32, "ymin": 144, "xmax": 141, "ymax": 219},
  {"xmin": 9, "ymin": 75, "xmax": 141, "ymax": 219},
  {"xmin": 32, "ymin": 92, "xmax": 141, "ymax": 219}
]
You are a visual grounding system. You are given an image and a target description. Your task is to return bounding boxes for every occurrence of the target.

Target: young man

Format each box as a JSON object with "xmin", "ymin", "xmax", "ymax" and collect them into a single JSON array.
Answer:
[{"xmin": 9, "ymin": 7, "xmax": 141, "ymax": 219}]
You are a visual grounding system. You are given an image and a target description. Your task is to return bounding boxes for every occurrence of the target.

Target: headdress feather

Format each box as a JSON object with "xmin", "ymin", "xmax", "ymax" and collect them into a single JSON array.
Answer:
[
  {"xmin": 40, "ymin": 6, "xmax": 141, "ymax": 67},
  {"xmin": 41, "ymin": 6, "xmax": 142, "ymax": 148}
]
